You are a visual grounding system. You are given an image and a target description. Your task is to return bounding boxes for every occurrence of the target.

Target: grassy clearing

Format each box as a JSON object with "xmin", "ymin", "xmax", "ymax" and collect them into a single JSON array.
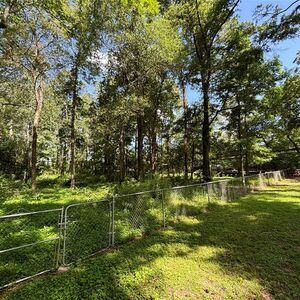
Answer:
[
  {"xmin": 0, "ymin": 173, "xmax": 234, "ymax": 215},
  {"xmin": 0, "ymin": 174, "xmax": 208, "ymax": 287},
  {"xmin": 1, "ymin": 179, "xmax": 299, "ymax": 299},
  {"xmin": 0, "ymin": 174, "xmax": 176, "ymax": 215}
]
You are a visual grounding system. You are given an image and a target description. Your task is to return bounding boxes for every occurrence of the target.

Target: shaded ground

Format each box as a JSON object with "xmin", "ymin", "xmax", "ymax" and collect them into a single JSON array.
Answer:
[{"xmin": 1, "ymin": 180, "xmax": 300, "ymax": 299}]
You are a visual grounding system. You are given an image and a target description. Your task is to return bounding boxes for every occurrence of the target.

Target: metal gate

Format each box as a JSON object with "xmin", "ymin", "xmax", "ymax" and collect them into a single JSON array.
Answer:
[
  {"xmin": 62, "ymin": 200, "xmax": 111, "ymax": 265},
  {"xmin": 0, "ymin": 208, "xmax": 63, "ymax": 289}
]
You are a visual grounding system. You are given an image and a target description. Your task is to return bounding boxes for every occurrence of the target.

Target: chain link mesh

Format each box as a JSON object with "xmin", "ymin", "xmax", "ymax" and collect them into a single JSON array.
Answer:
[
  {"xmin": 0, "ymin": 170, "xmax": 288, "ymax": 288},
  {"xmin": 63, "ymin": 200, "xmax": 111, "ymax": 265},
  {"xmin": 163, "ymin": 184, "xmax": 208, "ymax": 223},
  {"xmin": 0, "ymin": 209, "xmax": 62, "ymax": 289},
  {"xmin": 114, "ymin": 191, "xmax": 163, "ymax": 244}
]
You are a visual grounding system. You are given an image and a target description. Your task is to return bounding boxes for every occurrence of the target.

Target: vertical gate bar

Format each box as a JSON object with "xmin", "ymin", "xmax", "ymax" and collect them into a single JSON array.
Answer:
[
  {"xmin": 62, "ymin": 206, "xmax": 68, "ymax": 266},
  {"xmin": 56, "ymin": 207, "xmax": 64, "ymax": 268}
]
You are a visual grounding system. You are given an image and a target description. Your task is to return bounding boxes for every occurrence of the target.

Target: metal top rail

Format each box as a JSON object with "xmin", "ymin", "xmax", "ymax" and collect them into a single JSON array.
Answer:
[
  {"xmin": 0, "ymin": 208, "xmax": 63, "ymax": 219},
  {"xmin": 0, "ymin": 171, "xmax": 280, "ymax": 217},
  {"xmin": 114, "ymin": 173, "xmax": 265, "ymax": 200}
]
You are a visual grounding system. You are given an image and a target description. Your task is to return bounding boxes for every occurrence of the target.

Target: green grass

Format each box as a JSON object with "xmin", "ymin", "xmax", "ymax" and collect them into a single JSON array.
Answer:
[
  {"xmin": 0, "ymin": 174, "xmax": 175, "ymax": 215},
  {"xmin": 0, "ymin": 174, "xmax": 206, "ymax": 287},
  {"xmin": 1, "ymin": 180, "xmax": 299, "ymax": 299}
]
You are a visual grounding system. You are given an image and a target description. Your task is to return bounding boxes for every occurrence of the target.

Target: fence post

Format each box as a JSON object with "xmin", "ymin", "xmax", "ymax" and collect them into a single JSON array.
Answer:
[
  {"xmin": 62, "ymin": 206, "xmax": 68, "ymax": 266},
  {"xmin": 111, "ymin": 197, "xmax": 115, "ymax": 246},
  {"xmin": 207, "ymin": 184, "xmax": 210, "ymax": 204},
  {"xmin": 56, "ymin": 207, "xmax": 65, "ymax": 268}
]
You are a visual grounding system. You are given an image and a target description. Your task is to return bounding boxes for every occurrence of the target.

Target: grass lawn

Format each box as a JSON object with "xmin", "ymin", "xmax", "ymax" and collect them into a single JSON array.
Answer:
[{"xmin": 1, "ymin": 179, "xmax": 299, "ymax": 299}]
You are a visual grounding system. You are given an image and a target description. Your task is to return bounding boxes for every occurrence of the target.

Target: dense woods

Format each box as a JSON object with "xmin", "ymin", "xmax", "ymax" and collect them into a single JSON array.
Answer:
[{"xmin": 0, "ymin": 0, "xmax": 299, "ymax": 190}]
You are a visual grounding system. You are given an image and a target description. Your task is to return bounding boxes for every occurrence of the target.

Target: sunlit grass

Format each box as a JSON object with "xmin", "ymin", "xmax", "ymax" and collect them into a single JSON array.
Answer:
[{"xmin": 1, "ymin": 179, "xmax": 299, "ymax": 299}]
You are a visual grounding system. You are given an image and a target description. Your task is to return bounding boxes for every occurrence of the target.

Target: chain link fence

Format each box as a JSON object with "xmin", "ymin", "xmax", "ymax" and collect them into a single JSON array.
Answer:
[
  {"xmin": 62, "ymin": 201, "xmax": 111, "ymax": 265},
  {"xmin": 0, "ymin": 170, "xmax": 291, "ymax": 289},
  {"xmin": 0, "ymin": 208, "xmax": 63, "ymax": 289},
  {"xmin": 113, "ymin": 190, "xmax": 164, "ymax": 245}
]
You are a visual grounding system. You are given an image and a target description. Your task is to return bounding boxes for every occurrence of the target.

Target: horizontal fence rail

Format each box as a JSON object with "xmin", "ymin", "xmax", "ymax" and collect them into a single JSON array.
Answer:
[
  {"xmin": 0, "ymin": 170, "xmax": 291, "ymax": 290},
  {"xmin": 62, "ymin": 200, "xmax": 111, "ymax": 265},
  {"xmin": 0, "ymin": 208, "xmax": 63, "ymax": 290}
]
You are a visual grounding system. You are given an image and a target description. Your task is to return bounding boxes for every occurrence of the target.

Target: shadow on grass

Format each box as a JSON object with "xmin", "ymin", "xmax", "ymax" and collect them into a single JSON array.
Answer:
[{"xmin": 1, "ymin": 186, "xmax": 300, "ymax": 299}]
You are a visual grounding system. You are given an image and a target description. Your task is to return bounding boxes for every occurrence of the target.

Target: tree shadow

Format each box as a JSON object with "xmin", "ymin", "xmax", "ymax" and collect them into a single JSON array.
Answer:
[
  {"xmin": 184, "ymin": 190, "xmax": 300, "ymax": 298},
  {"xmin": 1, "ymin": 186, "xmax": 300, "ymax": 299}
]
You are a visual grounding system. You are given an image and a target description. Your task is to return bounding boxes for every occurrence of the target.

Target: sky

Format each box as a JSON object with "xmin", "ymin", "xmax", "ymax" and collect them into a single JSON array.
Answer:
[{"xmin": 187, "ymin": 0, "xmax": 300, "ymax": 103}]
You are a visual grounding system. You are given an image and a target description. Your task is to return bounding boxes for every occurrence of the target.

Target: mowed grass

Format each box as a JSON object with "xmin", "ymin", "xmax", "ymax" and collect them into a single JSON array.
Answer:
[{"xmin": 1, "ymin": 180, "xmax": 299, "ymax": 299}]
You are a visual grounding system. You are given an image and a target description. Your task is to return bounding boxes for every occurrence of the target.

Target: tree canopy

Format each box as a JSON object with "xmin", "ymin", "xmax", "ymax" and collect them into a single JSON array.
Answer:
[{"xmin": 0, "ymin": 0, "xmax": 299, "ymax": 189}]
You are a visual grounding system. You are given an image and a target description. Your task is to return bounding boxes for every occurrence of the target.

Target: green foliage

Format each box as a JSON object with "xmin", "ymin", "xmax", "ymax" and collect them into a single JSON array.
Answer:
[{"xmin": 0, "ymin": 0, "xmax": 299, "ymax": 187}]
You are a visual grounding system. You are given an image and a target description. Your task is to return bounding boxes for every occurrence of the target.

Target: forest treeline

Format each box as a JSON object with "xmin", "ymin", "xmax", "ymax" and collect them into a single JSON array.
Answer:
[{"xmin": 0, "ymin": 0, "xmax": 299, "ymax": 191}]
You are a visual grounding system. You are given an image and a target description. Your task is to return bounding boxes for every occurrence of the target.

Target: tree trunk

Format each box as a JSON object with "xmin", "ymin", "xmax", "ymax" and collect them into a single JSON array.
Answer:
[
  {"xmin": 245, "ymin": 147, "xmax": 249, "ymax": 175},
  {"xmin": 134, "ymin": 128, "xmax": 138, "ymax": 179},
  {"xmin": 92, "ymin": 144, "xmax": 97, "ymax": 176},
  {"xmin": 55, "ymin": 144, "xmax": 59, "ymax": 174},
  {"xmin": 202, "ymin": 79, "xmax": 211, "ymax": 182},
  {"xmin": 119, "ymin": 127, "xmax": 125, "ymax": 182},
  {"xmin": 237, "ymin": 99, "xmax": 245, "ymax": 183},
  {"xmin": 60, "ymin": 139, "xmax": 67, "ymax": 176},
  {"xmin": 166, "ymin": 133, "xmax": 170, "ymax": 178},
  {"xmin": 151, "ymin": 132, "xmax": 157, "ymax": 174},
  {"xmin": 70, "ymin": 63, "xmax": 79, "ymax": 188},
  {"xmin": 244, "ymin": 113, "xmax": 249, "ymax": 175},
  {"xmin": 190, "ymin": 141, "xmax": 195, "ymax": 180},
  {"xmin": 150, "ymin": 113, "xmax": 158, "ymax": 174},
  {"xmin": 181, "ymin": 79, "xmax": 189, "ymax": 182},
  {"xmin": 31, "ymin": 78, "xmax": 44, "ymax": 192},
  {"xmin": 104, "ymin": 134, "xmax": 114, "ymax": 181},
  {"xmin": 137, "ymin": 115, "xmax": 144, "ymax": 180},
  {"xmin": 23, "ymin": 123, "xmax": 31, "ymax": 183}
]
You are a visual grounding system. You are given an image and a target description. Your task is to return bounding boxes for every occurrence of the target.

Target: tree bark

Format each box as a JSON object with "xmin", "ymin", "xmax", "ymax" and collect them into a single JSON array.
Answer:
[
  {"xmin": 134, "ymin": 128, "xmax": 138, "ymax": 179},
  {"xmin": 190, "ymin": 141, "xmax": 195, "ymax": 180},
  {"xmin": 55, "ymin": 144, "xmax": 59, "ymax": 174},
  {"xmin": 23, "ymin": 123, "xmax": 31, "ymax": 183},
  {"xmin": 70, "ymin": 62, "xmax": 79, "ymax": 188},
  {"xmin": 181, "ymin": 79, "xmax": 189, "ymax": 182},
  {"xmin": 119, "ymin": 127, "xmax": 126, "ymax": 182},
  {"xmin": 166, "ymin": 132, "xmax": 170, "ymax": 178},
  {"xmin": 150, "ymin": 113, "xmax": 158, "ymax": 174},
  {"xmin": 244, "ymin": 113, "xmax": 249, "ymax": 175},
  {"xmin": 150, "ymin": 131, "xmax": 157, "ymax": 174},
  {"xmin": 237, "ymin": 98, "xmax": 245, "ymax": 183},
  {"xmin": 60, "ymin": 139, "xmax": 66, "ymax": 176},
  {"xmin": 31, "ymin": 77, "xmax": 44, "ymax": 192},
  {"xmin": 137, "ymin": 115, "xmax": 144, "ymax": 180},
  {"xmin": 202, "ymin": 79, "xmax": 211, "ymax": 182}
]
